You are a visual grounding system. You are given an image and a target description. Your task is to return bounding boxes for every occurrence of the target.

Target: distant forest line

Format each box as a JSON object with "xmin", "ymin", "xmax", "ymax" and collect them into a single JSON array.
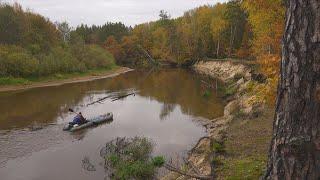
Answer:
[{"xmin": 0, "ymin": 0, "xmax": 284, "ymax": 94}]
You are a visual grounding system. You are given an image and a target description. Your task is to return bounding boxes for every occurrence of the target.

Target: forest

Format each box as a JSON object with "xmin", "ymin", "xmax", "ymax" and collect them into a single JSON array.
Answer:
[
  {"xmin": 0, "ymin": 0, "xmax": 285, "ymax": 99},
  {"xmin": 80, "ymin": 0, "xmax": 285, "ymax": 102},
  {"xmin": 1, "ymin": 0, "xmax": 319, "ymax": 179},
  {"xmin": 0, "ymin": 3, "xmax": 116, "ymax": 79}
]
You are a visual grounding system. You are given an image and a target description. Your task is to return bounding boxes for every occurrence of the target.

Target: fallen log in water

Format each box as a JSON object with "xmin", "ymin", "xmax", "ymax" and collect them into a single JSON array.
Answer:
[
  {"xmin": 111, "ymin": 93, "xmax": 135, "ymax": 102},
  {"xmin": 86, "ymin": 92, "xmax": 136, "ymax": 106},
  {"xmin": 86, "ymin": 95, "xmax": 114, "ymax": 106}
]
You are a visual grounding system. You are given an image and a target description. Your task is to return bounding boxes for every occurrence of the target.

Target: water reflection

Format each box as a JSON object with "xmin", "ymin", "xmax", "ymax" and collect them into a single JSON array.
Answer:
[
  {"xmin": 0, "ymin": 68, "xmax": 223, "ymax": 131},
  {"xmin": 0, "ymin": 68, "xmax": 224, "ymax": 180}
]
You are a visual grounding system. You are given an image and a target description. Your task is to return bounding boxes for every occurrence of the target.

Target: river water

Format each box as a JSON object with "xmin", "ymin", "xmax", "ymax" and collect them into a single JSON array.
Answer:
[{"xmin": 0, "ymin": 68, "xmax": 224, "ymax": 180}]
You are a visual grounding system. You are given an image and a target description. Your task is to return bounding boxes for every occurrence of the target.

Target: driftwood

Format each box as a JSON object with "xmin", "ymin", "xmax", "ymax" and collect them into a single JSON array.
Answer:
[
  {"xmin": 86, "ymin": 93, "xmax": 136, "ymax": 106},
  {"xmin": 111, "ymin": 93, "xmax": 135, "ymax": 102},
  {"xmin": 164, "ymin": 163, "xmax": 214, "ymax": 180},
  {"xmin": 86, "ymin": 95, "xmax": 114, "ymax": 106},
  {"xmin": 189, "ymin": 136, "xmax": 211, "ymax": 154},
  {"xmin": 163, "ymin": 150, "xmax": 214, "ymax": 180},
  {"xmin": 183, "ymin": 157, "xmax": 201, "ymax": 175}
]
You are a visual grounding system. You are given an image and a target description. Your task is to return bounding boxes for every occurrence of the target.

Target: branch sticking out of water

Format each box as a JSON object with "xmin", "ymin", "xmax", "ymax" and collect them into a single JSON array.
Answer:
[
  {"xmin": 111, "ymin": 93, "xmax": 135, "ymax": 102},
  {"xmin": 164, "ymin": 163, "xmax": 214, "ymax": 180},
  {"xmin": 86, "ymin": 92, "xmax": 136, "ymax": 106}
]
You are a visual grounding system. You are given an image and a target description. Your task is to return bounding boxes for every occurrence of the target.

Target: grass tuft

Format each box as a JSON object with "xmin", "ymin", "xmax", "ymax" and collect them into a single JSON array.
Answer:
[
  {"xmin": 0, "ymin": 77, "xmax": 30, "ymax": 85},
  {"xmin": 212, "ymin": 141, "xmax": 226, "ymax": 153}
]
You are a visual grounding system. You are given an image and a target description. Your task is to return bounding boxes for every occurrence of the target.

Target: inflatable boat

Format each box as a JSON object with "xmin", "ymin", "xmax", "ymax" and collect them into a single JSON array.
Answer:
[{"xmin": 63, "ymin": 113, "xmax": 113, "ymax": 132}]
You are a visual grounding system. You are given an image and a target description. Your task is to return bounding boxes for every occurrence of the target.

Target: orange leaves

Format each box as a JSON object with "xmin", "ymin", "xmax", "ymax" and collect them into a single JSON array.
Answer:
[
  {"xmin": 241, "ymin": 0, "xmax": 285, "ymax": 105},
  {"xmin": 242, "ymin": 0, "xmax": 285, "ymax": 55},
  {"xmin": 104, "ymin": 36, "xmax": 124, "ymax": 62},
  {"xmin": 255, "ymin": 54, "xmax": 281, "ymax": 104},
  {"xmin": 258, "ymin": 54, "xmax": 280, "ymax": 78}
]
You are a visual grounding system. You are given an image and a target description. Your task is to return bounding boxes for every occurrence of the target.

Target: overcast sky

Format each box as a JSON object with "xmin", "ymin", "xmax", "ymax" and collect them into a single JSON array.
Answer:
[{"xmin": 4, "ymin": 0, "xmax": 228, "ymax": 27}]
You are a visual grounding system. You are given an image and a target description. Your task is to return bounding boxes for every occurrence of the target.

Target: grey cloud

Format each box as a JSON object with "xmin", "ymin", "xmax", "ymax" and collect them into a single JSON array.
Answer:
[{"xmin": 4, "ymin": 0, "xmax": 227, "ymax": 27}]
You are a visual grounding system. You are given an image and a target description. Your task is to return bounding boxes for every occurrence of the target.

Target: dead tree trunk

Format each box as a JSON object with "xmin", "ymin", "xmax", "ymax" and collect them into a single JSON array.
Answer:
[
  {"xmin": 216, "ymin": 37, "xmax": 220, "ymax": 58},
  {"xmin": 264, "ymin": 0, "xmax": 320, "ymax": 179}
]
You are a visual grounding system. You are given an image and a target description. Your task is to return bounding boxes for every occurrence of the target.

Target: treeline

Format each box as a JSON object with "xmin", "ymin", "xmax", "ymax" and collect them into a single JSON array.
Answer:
[
  {"xmin": 0, "ymin": 0, "xmax": 285, "ymax": 97},
  {"xmin": 75, "ymin": 23, "xmax": 130, "ymax": 44},
  {"xmin": 80, "ymin": 0, "xmax": 284, "ymax": 70},
  {"xmin": 97, "ymin": 0, "xmax": 283, "ymax": 102},
  {"xmin": 0, "ymin": 3, "xmax": 115, "ymax": 78},
  {"xmin": 103, "ymin": 2, "xmax": 250, "ymax": 65}
]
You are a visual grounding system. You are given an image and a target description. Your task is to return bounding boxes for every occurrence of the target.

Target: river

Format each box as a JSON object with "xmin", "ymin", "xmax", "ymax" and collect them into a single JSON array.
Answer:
[{"xmin": 0, "ymin": 68, "xmax": 224, "ymax": 180}]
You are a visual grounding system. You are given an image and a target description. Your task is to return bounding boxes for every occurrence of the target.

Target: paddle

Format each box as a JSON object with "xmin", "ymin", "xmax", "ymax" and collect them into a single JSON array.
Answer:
[
  {"xmin": 68, "ymin": 108, "xmax": 88, "ymax": 122},
  {"xmin": 68, "ymin": 108, "xmax": 78, "ymax": 114}
]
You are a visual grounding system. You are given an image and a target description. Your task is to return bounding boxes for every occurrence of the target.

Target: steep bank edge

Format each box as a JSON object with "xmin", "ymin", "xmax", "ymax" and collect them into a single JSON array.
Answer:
[
  {"xmin": 162, "ymin": 60, "xmax": 267, "ymax": 179},
  {"xmin": 0, "ymin": 67, "xmax": 133, "ymax": 92}
]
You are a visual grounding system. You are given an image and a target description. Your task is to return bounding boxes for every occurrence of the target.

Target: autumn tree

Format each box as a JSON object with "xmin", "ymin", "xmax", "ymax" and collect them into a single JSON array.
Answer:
[
  {"xmin": 225, "ymin": 0, "xmax": 247, "ymax": 56},
  {"xmin": 242, "ymin": 0, "xmax": 285, "ymax": 55},
  {"xmin": 104, "ymin": 35, "xmax": 124, "ymax": 63},
  {"xmin": 0, "ymin": 3, "xmax": 24, "ymax": 45},
  {"xmin": 0, "ymin": 2, "xmax": 115, "ymax": 78},
  {"xmin": 211, "ymin": 3, "xmax": 227, "ymax": 58},
  {"xmin": 242, "ymin": 0, "xmax": 285, "ymax": 103},
  {"xmin": 264, "ymin": 0, "xmax": 320, "ymax": 179},
  {"xmin": 151, "ymin": 27, "xmax": 169, "ymax": 59},
  {"xmin": 119, "ymin": 35, "xmax": 140, "ymax": 64}
]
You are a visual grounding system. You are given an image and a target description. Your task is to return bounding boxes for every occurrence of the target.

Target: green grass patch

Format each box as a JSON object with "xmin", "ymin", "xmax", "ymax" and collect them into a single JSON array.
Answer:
[
  {"xmin": 152, "ymin": 156, "xmax": 165, "ymax": 167},
  {"xmin": 217, "ymin": 157, "xmax": 266, "ymax": 180},
  {"xmin": 203, "ymin": 90, "xmax": 212, "ymax": 98},
  {"xmin": 0, "ymin": 77, "xmax": 30, "ymax": 85},
  {"xmin": 234, "ymin": 109, "xmax": 246, "ymax": 119},
  {"xmin": 111, "ymin": 159, "xmax": 156, "ymax": 180},
  {"xmin": 0, "ymin": 66, "xmax": 119, "ymax": 86},
  {"xmin": 215, "ymin": 108, "xmax": 274, "ymax": 179},
  {"xmin": 218, "ymin": 84, "xmax": 237, "ymax": 97},
  {"xmin": 212, "ymin": 141, "xmax": 225, "ymax": 153}
]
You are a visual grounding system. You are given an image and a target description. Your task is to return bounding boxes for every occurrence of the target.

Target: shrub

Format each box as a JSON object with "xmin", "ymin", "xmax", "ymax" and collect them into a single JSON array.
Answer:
[
  {"xmin": 152, "ymin": 156, "xmax": 165, "ymax": 167},
  {"xmin": 212, "ymin": 141, "xmax": 225, "ymax": 153},
  {"xmin": 0, "ymin": 44, "xmax": 115, "ymax": 79},
  {"xmin": 0, "ymin": 77, "xmax": 29, "ymax": 85},
  {"xmin": 114, "ymin": 160, "xmax": 155, "ymax": 180},
  {"xmin": 234, "ymin": 109, "xmax": 246, "ymax": 119},
  {"xmin": 225, "ymin": 85, "xmax": 237, "ymax": 97},
  {"xmin": 102, "ymin": 137, "xmax": 164, "ymax": 180},
  {"xmin": 82, "ymin": 45, "xmax": 115, "ymax": 70},
  {"xmin": 0, "ymin": 45, "xmax": 39, "ymax": 77},
  {"xmin": 203, "ymin": 90, "xmax": 211, "ymax": 98}
]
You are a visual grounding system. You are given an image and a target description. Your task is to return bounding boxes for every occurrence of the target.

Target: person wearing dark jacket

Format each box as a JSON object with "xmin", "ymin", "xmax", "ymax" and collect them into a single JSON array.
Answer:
[{"xmin": 69, "ymin": 112, "xmax": 86, "ymax": 126}]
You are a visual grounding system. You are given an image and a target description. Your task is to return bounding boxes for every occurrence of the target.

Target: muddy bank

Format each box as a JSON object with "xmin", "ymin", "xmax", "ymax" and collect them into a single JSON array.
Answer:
[
  {"xmin": 0, "ymin": 67, "xmax": 133, "ymax": 92},
  {"xmin": 162, "ymin": 60, "xmax": 266, "ymax": 179}
]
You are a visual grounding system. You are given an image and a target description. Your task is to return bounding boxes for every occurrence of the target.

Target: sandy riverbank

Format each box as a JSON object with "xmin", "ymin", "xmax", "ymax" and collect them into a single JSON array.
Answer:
[{"xmin": 0, "ymin": 67, "xmax": 133, "ymax": 92}]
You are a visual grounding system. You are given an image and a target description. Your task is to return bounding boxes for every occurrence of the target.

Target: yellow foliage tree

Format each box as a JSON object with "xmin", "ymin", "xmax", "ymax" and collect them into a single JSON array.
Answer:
[
  {"xmin": 242, "ymin": 0, "xmax": 285, "ymax": 103},
  {"xmin": 211, "ymin": 3, "xmax": 228, "ymax": 58}
]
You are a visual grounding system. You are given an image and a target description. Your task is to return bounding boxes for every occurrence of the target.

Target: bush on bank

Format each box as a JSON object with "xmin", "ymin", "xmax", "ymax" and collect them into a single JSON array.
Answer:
[
  {"xmin": 0, "ymin": 3, "xmax": 115, "ymax": 79},
  {"xmin": 0, "ymin": 44, "xmax": 115, "ymax": 78}
]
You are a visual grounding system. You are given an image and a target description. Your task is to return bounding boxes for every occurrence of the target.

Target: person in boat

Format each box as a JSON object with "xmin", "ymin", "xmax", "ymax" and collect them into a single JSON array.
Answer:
[{"xmin": 69, "ymin": 112, "xmax": 86, "ymax": 126}]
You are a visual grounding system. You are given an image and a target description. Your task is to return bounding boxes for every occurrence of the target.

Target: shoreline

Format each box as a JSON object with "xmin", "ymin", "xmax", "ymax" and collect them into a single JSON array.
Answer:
[
  {"xmin": 0, "ymin": 67, "xmax": 133, "ymax": 93},
  {"xmin": 162, "ymin": 60, "xmax": 269, "ymax": 179}
]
